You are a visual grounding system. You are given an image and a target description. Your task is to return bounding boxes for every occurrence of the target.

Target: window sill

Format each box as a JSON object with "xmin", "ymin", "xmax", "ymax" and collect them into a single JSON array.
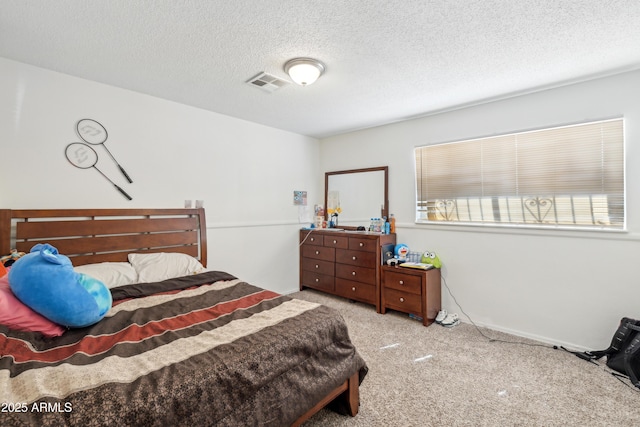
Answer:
[{"xmin": 408, "ymin": 220, "xmax": 634, "ymax": 241}]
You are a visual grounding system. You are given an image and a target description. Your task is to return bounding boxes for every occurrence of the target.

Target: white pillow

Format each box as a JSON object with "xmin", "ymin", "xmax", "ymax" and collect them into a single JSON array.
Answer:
[
  {"xmin": 128, "ymin": 252, "xmax": 206, "ymax": 283},
  {"xmin": 74, "ymin": 262, "xmax": 139, "ymax": 289}
]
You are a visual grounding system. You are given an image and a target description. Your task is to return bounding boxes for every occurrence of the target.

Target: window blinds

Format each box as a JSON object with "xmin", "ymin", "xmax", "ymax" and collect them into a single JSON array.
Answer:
[{"xmin": 415, "ymin": 118, "xmax": 624, "ymax": 229}]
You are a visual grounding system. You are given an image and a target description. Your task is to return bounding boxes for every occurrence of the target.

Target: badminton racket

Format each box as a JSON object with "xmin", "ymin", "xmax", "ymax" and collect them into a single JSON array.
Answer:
[
  {"xmin": 76, "ymin": 118, "xmax": 133, "ymax": 183},
  {"xmin": 65, "ymin": 142, "xmax": 132, "ymax": 200}
]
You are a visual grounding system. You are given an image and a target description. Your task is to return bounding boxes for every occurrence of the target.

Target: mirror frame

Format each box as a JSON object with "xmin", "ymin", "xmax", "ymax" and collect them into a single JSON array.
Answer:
[{"xmin": 324, "ymin": 166, "xmax": 389, "ymax": 228}]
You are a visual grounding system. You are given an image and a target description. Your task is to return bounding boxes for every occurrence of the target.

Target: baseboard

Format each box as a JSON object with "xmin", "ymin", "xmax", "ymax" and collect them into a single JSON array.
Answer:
[{"xmin": 459, "ymin": 319, "xmax": 591, "ymax": 352}]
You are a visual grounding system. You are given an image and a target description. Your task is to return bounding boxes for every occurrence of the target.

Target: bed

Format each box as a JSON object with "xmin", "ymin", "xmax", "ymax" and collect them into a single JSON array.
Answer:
[{"xmin": 0, "ymin": 208, "xmax": 366, "ymax": 426}]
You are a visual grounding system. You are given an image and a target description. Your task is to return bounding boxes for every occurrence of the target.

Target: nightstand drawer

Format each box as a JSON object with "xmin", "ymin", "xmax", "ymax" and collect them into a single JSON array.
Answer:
[
  {"xmin": 301, "ymin": 270, "xmax": 335, "ymax": 292},
  {"xmin": 302, "ymin": 245, "xmax": 335, "ymax": 262},
  {"xmin": 335, "ymin": 263, "xmax": 376, "ymax": 285},
  {"xmin": 383, "ymin": 288, "xmax": 422, "ymax": 314},
  {"xmin": 335, "ymin": 249, "xmax": 376, "ymax": 267},
  {"xmin": 335, "ymin": 278, "xmax": 376, "ymax": 305},
  {"xmin": 301, "ymin": 258, "xmax": 334, "ymax": 276},
  {"xmin": 383, "ymin": 271, "xmax": 421, "ymax": 295}
]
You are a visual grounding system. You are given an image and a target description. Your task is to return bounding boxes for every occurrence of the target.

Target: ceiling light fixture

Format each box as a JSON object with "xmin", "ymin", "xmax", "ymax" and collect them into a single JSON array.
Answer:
[{"xmin": 284, "ymin": 58, "xmax": 325, "ymax": 86}]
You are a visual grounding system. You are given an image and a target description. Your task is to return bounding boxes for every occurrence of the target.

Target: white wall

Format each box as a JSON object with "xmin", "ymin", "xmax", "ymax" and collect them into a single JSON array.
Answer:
[
  {"xmin": 320, "ymin": 70, "xmax": 640, "ymax": 350},
  {"xmin": 0, "ymin": 58, "xmax": 321, "ymax": 294},
  {"xmin": 4, "ymin": 56, "xmax": 639, "ymax": 350}
]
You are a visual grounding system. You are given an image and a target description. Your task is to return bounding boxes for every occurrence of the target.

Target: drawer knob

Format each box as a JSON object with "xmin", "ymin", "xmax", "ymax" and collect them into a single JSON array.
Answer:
[
  {"xmin": 310, "ymin": 237, "xmax": 315, "ymax": 242},
  {"xmin": 315, "ymin": 278, "xmax": 319, "ymax": 282},
  {"xmin": 352, "ymin": 256, "xmax": 357, "ymax": 260},
  {"xmin": 399, "ymin": 280, "xmax": 404, "ymax": 285},
  {"xmin": 352, "ymin": 271, "xmax": 356, "ymax": 276},
  {"xmin": 400, "ymin": 297, "xmax": 405, "ymax": 303},
  {"xmin": 315, "ymin": 250, "xmax": 320, "ymax": 255},
  {"xmin": 359, "ymin": 242, "xmax": 364, "ymax": 247},
  {"xmin": 315, "ymin": 264, "xmax": 319, "ymax": 269},
  {"xmin": 352, "ymin": 287, "xmax": 356, "ymax": 291},
  {"xmin": 333, "ymin": 239, "xmax": 337, "ymax": 244}
]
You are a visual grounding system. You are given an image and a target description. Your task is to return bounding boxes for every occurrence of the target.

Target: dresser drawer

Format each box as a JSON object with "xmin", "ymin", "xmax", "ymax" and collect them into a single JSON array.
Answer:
[
  {"xmin": 383, "ymin": 271, "xmax": 422, "ymax": 295},
  {"xmin": 301, "ymin": 233, "xmax": 323, "ymax": 246},
  {"xmin": 335, "ymin": 249, "xmax": 376, "ymax": 267},
  {"xmin": 335, "ymin": 278, "xmax": 376, "ymax": 305},
  {"xmin": 383, "ymin": 288, "xmax": 422, "ymax": 314},
  {"xmin": 348, "ymin": 237, "xmax": 377, "ymax": 252},
  {"xmin": 335, "ymin": 263, "xmax": 376, "ymax": 285},
  {"xmin": 301, "ymin": 245, "xmax": 335, "ymax": 262},
  {"xmin": 323, "ymin": 235, "xmax": 349, "ymax": 249},
  {"xmin": 301, "ymin": 270, "xmax": 335, "ymax": 292},
  {"xmin": 301, "ymin": 258, "xmax": 334, "ymax": 276}
]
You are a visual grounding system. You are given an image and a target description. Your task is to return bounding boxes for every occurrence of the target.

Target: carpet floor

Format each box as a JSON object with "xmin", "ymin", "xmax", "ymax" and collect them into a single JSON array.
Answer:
[{"xmin": 290, "ymin": 289, "xmax": 640, "ymax": 427}]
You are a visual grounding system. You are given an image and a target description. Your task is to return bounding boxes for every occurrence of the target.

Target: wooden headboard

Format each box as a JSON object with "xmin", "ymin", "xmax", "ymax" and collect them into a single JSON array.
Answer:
[{"xmin": 0, "ymin": 208, "xmax": 207, "ymax": 267}]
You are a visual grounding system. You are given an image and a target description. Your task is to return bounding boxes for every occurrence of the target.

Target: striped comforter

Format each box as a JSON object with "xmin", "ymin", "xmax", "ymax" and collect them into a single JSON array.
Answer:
[{"xmin": 0, "ymin": 271, "xmax": 367, "ymax": 427}]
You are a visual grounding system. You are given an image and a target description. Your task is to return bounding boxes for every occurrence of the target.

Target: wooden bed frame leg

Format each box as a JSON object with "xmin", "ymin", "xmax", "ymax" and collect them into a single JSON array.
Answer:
[
  {"xmin": 291, "ymin": 371, "xmax": 360, "ymax": 426},
  {"xmin": 345, "ymin": 371, "xmax": 359, "ymax": 416}
]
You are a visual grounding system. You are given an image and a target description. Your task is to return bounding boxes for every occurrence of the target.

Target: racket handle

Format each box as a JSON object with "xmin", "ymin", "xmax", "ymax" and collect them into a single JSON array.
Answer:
[
  {"xmin": 114, "ymin": 184, "xmax": 132, "ymax": 200},
  {"xmin": 118, "ymin": 165, "xmax": 133, "ymax": 183}
]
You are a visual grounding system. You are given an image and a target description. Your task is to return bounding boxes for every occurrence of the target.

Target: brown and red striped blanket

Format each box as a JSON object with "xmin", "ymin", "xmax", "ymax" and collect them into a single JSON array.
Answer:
[{"xmin": 0, "ymin": 271, "xmax": 367, "ymax": 426}]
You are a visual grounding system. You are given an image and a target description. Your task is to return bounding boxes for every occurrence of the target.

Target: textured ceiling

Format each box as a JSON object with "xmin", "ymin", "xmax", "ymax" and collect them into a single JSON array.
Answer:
[{"xmin": 2, "ymin": 0, "xmax": 640, "ymax": 139}]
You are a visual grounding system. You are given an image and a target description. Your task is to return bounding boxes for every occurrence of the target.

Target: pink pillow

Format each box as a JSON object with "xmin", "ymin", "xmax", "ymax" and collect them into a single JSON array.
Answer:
[{"xmin": 0, "ymin": 273, "xmax": 66, "ymax": 337}]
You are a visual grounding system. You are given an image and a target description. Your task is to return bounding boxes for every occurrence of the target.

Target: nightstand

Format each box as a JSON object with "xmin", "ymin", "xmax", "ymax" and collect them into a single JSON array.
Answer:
[{"xmin": 381, "ymin": 265, "xmax": 441, "ymax": 326}]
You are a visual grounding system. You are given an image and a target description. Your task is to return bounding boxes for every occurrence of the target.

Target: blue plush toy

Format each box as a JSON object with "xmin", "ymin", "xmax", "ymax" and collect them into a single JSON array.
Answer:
[
  {"xmin": 394, "ymin": 244, "xmax": 409, "ymax": 261},
  {"xmin": 8, "ymin": 244, "xmax": 112, "ymax": 328}
]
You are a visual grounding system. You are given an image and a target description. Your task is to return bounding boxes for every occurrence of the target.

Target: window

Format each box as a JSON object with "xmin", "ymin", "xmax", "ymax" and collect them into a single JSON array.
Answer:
[{"xmin": 415, "ymin": 118, "xmax": 624, "ymax": 230}]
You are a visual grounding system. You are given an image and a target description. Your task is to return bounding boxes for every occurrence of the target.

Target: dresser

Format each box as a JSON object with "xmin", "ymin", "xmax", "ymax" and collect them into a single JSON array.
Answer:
[
  {"xmin": 381, "ymin": 265, "xmax": 441, "ymax": 326},
  {"xmin": 299, "ymin": 229, "xmax": 396, "ymax": 312}
]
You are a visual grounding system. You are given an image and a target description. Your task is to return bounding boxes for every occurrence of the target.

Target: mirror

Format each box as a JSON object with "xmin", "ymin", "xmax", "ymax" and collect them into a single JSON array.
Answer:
[{"xmin": 325, "ymin": 166, "xmax": 388, "ymax": 229}]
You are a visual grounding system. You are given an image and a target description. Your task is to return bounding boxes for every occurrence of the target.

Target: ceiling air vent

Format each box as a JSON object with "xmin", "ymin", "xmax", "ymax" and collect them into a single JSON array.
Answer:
[{"xmin": 246, "ymin": 72, "xmax": 289, "ymax": 93}]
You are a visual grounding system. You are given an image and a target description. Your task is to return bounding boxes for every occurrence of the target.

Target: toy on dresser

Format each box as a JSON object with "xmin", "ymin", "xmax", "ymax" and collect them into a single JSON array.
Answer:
[
  {"xmin": 386, "ymin": 244, "xmax": 442, "ymax": 270},
  {"xmin": 421, "ymin": 251, "xmax": 442, "ymax": 268},
  {"xmin": 395, "ymin": 244, "xmax": 409, "ymax": 261},
  {"xmin": 386, "ymin": 243, "xmax": 409, "ymax": 266}
]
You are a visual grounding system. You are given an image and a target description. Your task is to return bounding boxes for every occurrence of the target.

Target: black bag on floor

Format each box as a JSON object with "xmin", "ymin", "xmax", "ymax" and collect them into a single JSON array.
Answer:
[{"xmin": 577, "ymin": 317, "xmax": 640, "ymax": 388}]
